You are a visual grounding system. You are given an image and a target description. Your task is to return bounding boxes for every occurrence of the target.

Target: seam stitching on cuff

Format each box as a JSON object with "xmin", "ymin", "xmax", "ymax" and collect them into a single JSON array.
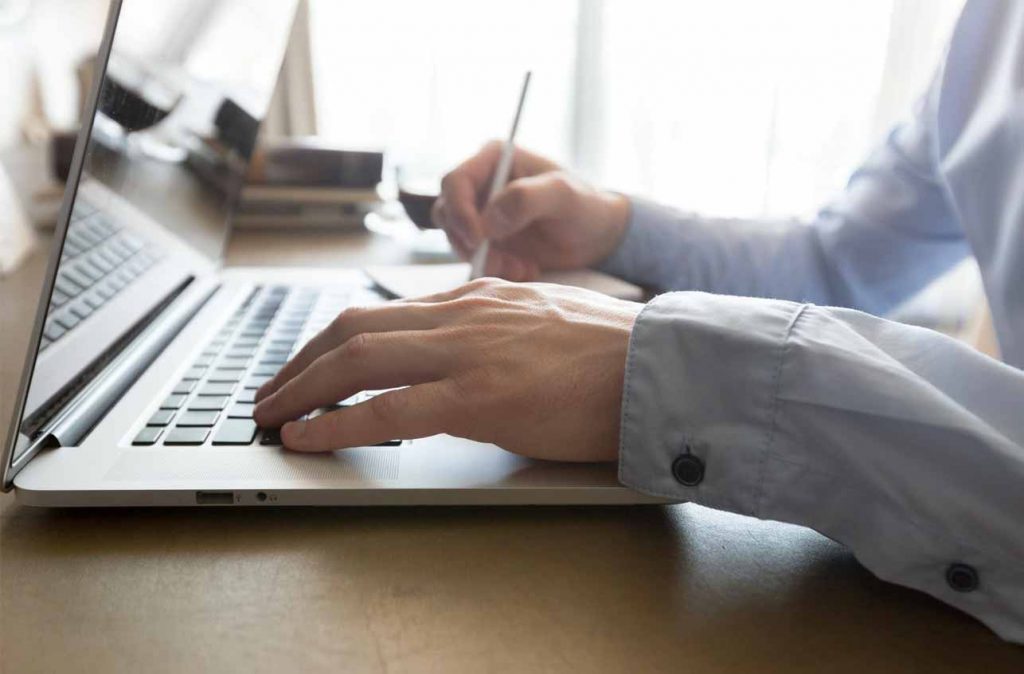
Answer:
[
  {"xmin": 617, "ymin": 297, "xmax": 662, "ymax": 487},
  {"xmin": 754, "ymin": 303, "xmax": 810, "ymax": 518}
]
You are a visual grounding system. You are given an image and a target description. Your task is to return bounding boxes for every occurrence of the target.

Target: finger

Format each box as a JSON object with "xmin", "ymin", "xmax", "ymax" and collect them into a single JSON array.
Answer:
[
  {"xmin": 484, "ymin": 248, "xmax": 526, "ymax": 280},
  {"xmin": 254, "ymin": 330, "xmax": 449, "ymax": 429},
  {"xmin": 482, "ymin": 173, "xmax": 572, "ymax": 240},
  {"xmin": 432, "ymin": 197, "xmax": 472, "ymax": 259},
  {"xmin": 281, "ymin": 381, "xmax": 457, "ymax": 451},
  {"xmin": 439, "ymin": 143, "xmax": 503, "ymax": 249},
  {"xmin": 256, "ymin": 302, "xmax": 442, "ymax": 402}
]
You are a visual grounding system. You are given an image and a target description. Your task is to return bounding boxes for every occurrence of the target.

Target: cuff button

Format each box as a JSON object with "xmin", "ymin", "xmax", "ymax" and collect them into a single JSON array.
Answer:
[
  {"xmin": 946, "ymin": 563, "xmax": 979, "ymax": 593},
  {"xmin": 671, "ymin": 453, "xmax": 705, "ymax": 486}
]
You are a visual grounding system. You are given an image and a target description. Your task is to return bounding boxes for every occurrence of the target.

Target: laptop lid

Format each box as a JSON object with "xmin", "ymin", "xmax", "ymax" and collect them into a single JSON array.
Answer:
[{"xmin": 2, "ymin": 0, "xmax": 297, "ymax": 489}]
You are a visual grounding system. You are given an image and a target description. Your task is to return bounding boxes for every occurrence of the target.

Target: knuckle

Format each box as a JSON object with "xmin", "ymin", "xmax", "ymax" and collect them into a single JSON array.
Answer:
[
  {"xmin": 439, "ymin": 172, "xmax": 456, "ymax": 195},
  {"xmin": 464, "ymin": 277, "xmax": 499, "ymax": 294},
  {"xmin": 451, "ymin": 295, "xmax": 493, "ymax": 313},
  {"xmin": 549, "ymin": 172, "xmax": 576, "ymax": 198},
  {"xmin": 330, "ymin": 305, "xmax": 361, "ymax": 334},
  {"xmin": 341, "ymin": 331, "xmax": 374, "ymax": 359},
  {"xmin": 368, "ymin": 392, "xmax": 404, "ymax": 424},
  {"xmin": 502, "ymin": 183, "xmax": 529, "ymax": 213}
]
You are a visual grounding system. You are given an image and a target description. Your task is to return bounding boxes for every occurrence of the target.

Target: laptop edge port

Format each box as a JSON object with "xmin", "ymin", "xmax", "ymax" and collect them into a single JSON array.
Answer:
[{"xmin": 195, "ymin": 491, "xmax": 234, "ymax": 505}]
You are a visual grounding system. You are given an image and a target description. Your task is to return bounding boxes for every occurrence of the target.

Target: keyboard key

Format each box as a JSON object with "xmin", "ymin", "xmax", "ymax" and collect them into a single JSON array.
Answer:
[
  {"xmin": 172, "ymin": 380, "xmax": 196, "ymax": 395},
  {"xmin": 65, "ymin": 265, "xmax": 96, "ymax": 287},
  {"xmin": 188, "ymin": 396, "xmax": 229, "ymax": 411},
  {"xmin": 218, "ymin": 357, "xmax": 250, "ymax": 370},
  {"xmin": 54, "ymin": 275, "xmax": 83, "ymax": 298},
  {"xmin": 43, "ymin": 320, "xmax": 67, "ymax": 342},
  {"xmin": 208, "ymin": 369, "xmax": 243, "ymax": 383},
  {"xmin": 182, "ymin": 367, "xmax": 207, "ymax": 381},
  {"xmin": 193, "ymin": 354, "xmax": 215, "ymax": 367},
  {"xmin": 259, "ymin": 354, "xmax": 289, "ymax": 365},
  {"xmin": 94, "ymin": 283, "xmax": 115, "ymax": 300},
  {"xmin": 148, "ymin": 410, "xmax": 176, "ymax": 427},
  {"xmin": 86, "ymin": 252, "xmax": 113, "ymax": 274},
  {"xmin": 53, "ymin": 311, "xmax": 81, "ymax": 331},
  {"xmin": 69, "ymin": 302, "xmax": 93, "ymax": 320},
  {"xmin": 161, "ymin": 394, "xmax": 187, "ymax": 409},
  {"xmin": 164, "ymin": 427, "xmax": 209, "ymax": 445},
  {"xmin": 82, "ymin": 292, "xmax": 105, "ymax": 310},
  {"xmin": 177, "ymin": 411, "xmax": 221, "ymax": 427},
  {"xmin": 260, "ymin": 427, "xmax": 282, "ymax": 446},
  {"xmin": 51, "ymin": 290, "xmax": 70, "ymax": 307},
  {"xmin": 235, "ymin": 389, "xmax": 257, "ymax": 404},
  {"xmin": 244, "ymin": 375, "xmax": 272, "ymax": 389},
  {"xmin": 132, "ymin": 427, "xmax": 163, "ymax": 446},
  {"xmin": 263, "ymin": 348, "xmax": 291, "ymax": 359},
  {"xmin": 227, "ymin": 403, "xmax": 255, "ymax": 418},
  {"xmin": 251, "ymin": 364, "xmax": 280, "ymax": 377},
  {"xmin": 199, "ymin": 382, "xmax": 235, "ymax": 397},
  {"xmin": 212, "ymin": 419, "xmax": 258, "ymax": 445}
]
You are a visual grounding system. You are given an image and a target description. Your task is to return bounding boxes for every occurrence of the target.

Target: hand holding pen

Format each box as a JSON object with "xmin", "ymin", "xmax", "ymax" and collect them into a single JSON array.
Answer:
[{"xmin": 431, "ymin": 73, "xmax": 631, "ymax": 281}]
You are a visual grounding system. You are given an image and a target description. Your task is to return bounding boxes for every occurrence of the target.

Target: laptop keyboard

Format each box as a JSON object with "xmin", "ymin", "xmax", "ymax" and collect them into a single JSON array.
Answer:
[
  {"xmin": 42, "ymin": 201, "xmax": 163, "ymax": 351},
  {"xmin": 131, "ymin": 284, "xmax": 399, "ymax": 448}
]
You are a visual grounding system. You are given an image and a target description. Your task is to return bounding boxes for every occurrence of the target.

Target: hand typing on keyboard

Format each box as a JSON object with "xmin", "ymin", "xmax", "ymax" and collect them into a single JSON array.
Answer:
[{"xmin": 253, "ymin": 278, "xmax": 643, "ymax": 462}]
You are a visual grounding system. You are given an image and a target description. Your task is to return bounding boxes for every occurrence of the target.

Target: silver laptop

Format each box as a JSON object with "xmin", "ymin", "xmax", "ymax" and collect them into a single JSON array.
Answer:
[{"xmin": 2, "ymin": 0, "xmax": 661, "ymax": 507}]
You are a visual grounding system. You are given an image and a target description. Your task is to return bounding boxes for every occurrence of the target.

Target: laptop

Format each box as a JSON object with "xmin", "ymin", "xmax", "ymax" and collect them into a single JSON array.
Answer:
[{"xmin": 2, "ymin": 0, "xmax": 663, "ymax": 508}]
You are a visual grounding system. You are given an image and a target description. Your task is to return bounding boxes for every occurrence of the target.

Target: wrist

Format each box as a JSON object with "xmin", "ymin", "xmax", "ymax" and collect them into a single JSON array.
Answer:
[{"xmin": 592, "ymin": 191, "xmax": 631, "ymax": 263}]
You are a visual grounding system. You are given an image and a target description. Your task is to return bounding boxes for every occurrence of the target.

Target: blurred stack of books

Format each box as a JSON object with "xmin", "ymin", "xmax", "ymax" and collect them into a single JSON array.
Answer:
[{"xmin": 236, "ymin": 139, "xmax": 384, "ymax": 230}]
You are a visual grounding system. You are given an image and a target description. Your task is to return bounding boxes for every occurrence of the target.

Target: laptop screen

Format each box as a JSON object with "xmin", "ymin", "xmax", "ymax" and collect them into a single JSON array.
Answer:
[{"xmin": 3, "ymin": 0, "xmax": 297, "ymax": 484}]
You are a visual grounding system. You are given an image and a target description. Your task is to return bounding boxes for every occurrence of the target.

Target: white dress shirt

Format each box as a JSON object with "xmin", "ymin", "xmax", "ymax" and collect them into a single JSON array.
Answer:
[{"xmin": 600, "ymin": 0, "xmax": 1024, "ymax": 643}]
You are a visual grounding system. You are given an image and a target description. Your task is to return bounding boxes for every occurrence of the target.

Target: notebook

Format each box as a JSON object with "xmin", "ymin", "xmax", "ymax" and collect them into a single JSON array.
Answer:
[{"xmin": 365, "ymin": 263, "xmax": 645, "ymax": 301}]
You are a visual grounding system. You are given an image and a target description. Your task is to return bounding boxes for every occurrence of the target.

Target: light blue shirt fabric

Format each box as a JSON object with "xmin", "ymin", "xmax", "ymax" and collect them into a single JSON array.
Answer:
[{"xmin": 600, "ymin": 0, "xmax": 1024, "ymax": 643}]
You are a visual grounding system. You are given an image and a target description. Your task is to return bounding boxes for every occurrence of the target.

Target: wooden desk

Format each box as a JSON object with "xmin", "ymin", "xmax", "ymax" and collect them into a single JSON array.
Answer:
[{"xmin": 2, "ymin": 230, "xmax": 1022, "ymax": 673}]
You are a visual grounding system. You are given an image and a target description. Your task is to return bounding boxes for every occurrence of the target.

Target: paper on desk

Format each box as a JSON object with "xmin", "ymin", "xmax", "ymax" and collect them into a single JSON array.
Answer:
[{"xmin": 365, "ymin": 263, "xmax": 644, "ymax": 301}]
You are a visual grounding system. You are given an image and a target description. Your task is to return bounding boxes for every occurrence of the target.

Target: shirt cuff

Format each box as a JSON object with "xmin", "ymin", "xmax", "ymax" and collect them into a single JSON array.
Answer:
[
  {"xmin": 597, "ymin": 197, "xmax": 698, "ymax": 290},
  {"xmin": 618, "ymin": 290, "xmax": 805, "ymax": 515}
]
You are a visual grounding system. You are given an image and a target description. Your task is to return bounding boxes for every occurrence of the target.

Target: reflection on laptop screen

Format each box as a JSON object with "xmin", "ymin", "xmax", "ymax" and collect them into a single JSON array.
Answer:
[{"xmin": 5, "ymin": 0, "xmax": 296, "ymax": 477}]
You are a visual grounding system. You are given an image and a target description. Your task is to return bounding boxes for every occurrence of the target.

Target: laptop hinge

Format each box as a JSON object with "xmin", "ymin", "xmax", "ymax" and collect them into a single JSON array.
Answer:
[{"xmin": 4, "ymin": 278, "xmax": 220, "ymax": 489}]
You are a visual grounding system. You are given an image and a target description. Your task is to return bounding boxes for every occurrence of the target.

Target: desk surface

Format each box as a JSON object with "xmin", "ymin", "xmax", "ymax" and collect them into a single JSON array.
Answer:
[{"xmin": 2, "ymin": 229, "xmax": 1022, "ymax": 673}]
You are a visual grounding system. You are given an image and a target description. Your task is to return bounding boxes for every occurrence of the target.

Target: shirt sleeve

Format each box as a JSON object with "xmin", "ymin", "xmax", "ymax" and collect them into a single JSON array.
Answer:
[
  {"xmin": 599, "ymin": 74, "xmax": 970, "ymax": 316},
  {"xmin": 619, "ymin": 291, "xmax": 1024, "ymax": 643}
]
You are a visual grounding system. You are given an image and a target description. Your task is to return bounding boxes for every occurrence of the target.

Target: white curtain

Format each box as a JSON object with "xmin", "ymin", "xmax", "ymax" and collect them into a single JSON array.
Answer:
[{"xmin": 308, "ymin": 0, "xmax": 963, "ymax": 219}]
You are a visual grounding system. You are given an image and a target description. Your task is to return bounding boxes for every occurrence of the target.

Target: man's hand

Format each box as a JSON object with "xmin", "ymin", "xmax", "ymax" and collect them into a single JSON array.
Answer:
[
  {"xmin": 432, "ymin": 142, "xmax": 631, "ymax": 281},
  {"xmin": 252, "ymin": 279, "xmax": 643, "ymax": 462}
]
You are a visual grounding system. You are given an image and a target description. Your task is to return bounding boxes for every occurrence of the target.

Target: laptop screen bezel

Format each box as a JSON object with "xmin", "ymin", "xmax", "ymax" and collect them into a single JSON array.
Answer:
[{"xmin": 1, "ymin": 0, "xmax": 127, "ymax": 490}]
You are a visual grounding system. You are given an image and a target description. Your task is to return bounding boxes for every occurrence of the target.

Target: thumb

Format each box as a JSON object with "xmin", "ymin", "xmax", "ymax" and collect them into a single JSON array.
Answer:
[{"xmin": 482, "ymin": 173, "xmax": 572, "ymax": 241}]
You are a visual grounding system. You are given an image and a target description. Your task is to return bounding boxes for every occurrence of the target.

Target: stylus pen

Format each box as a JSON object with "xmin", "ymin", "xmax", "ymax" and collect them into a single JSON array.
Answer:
[{"xmin": 469, "ymin": 70, "xmax": 532, "ymax": 280}]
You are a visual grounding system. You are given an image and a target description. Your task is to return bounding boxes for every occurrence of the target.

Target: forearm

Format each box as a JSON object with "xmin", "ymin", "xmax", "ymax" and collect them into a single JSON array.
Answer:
[
  {"xmin": 619, "ymin": 292, "xmax": 1024, "ymax": 642},
  {"xmin": 599, "ymin": 198, "xmax": 840, "ymax": 304}
]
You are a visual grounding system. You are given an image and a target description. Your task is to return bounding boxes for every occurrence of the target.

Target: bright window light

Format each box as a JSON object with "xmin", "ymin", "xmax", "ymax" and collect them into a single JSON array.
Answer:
[{"xmin": 309, "ymin": 0, "xmax": 963, "ymax": 218}]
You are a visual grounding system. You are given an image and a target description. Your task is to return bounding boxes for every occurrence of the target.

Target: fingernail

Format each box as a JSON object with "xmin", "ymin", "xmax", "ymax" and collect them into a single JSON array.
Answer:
[{"xmin": 282, "ymin": 420, "xmax": 305, "ymax": 443}]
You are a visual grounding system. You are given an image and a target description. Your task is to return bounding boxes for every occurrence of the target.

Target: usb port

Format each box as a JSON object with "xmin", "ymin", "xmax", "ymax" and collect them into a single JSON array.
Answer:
[{"xmin": 195, "ymin": 491, "xmax": 234, "ymax": 505}]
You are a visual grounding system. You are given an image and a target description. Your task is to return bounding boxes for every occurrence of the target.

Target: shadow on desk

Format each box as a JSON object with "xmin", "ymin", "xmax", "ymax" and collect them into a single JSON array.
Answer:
[{"xmin": 3, "ymin": 502, "xmax": 1020, "ymax": 673}]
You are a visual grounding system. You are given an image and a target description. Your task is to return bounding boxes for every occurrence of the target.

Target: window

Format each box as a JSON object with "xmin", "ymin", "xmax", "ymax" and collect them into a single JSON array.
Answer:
[
  {"xmin": 308, "ymin": 0, "xmax": 964, "ymax": 219},
  {"xmin": 308, "ymin": 0, "xmax": 578, "ymax": 181}
]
